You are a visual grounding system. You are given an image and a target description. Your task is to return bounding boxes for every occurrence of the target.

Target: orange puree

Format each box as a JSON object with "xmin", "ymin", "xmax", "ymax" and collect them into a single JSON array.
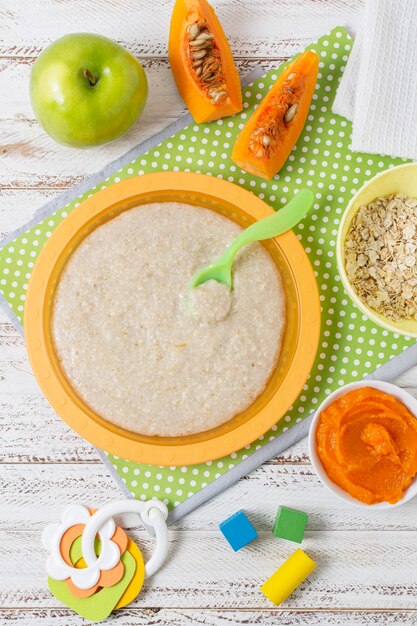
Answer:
[{"xmin": 316, "ymin": 387, "xmax": 417, "ymax": 504}]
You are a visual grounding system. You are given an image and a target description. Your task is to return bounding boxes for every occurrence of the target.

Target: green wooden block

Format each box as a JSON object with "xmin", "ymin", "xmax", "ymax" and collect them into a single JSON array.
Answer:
[{"xmin": 272, "ymin": 506, "xmax": 308, "ymax": 543}]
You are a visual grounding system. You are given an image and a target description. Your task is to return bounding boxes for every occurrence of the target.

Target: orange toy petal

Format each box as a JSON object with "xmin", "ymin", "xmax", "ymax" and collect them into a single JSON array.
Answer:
[
  {"xmin": 97, "ymin": 558, "xmax": 125, "ymax": 588},
  {"xmin": 66, "ymin": 579, "xmax": 100, "ymax": 599},
  {"xmin": 60, "ymin": 524, "xmax": 85, "ymax": 566},
  {"xmin": 60, "ymin": 509, "xmax": 96, "ymax": 566},
  {"xmin": 65, "ymin": 556, "xmax": 100, "ymax": 598},
  {"xmin": 110, "ymin": 525, "xmax": 128, "ymax": 556}
]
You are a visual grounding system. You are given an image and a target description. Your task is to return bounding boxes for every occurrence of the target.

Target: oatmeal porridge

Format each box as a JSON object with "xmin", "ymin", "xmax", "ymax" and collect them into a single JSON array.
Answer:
[{"xmin": 52, "ymin": 202, "xmax": 286, "ymax": 436}]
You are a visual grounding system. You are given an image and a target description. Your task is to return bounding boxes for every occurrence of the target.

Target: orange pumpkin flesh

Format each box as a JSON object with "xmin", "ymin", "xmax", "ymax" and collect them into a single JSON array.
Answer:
[
  {"xmin": 232, "ymin": 51, "xmax": 319, "ymax": 180},
  {"xmin": 169, "ymin": 0, "xmax": 242, "ymax": 123}
]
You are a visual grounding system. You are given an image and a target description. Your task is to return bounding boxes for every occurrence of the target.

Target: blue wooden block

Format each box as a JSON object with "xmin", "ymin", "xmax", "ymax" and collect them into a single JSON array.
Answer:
[{"xmin": 219, "ymin": 510, "xmax": 258, "ymax": 551}]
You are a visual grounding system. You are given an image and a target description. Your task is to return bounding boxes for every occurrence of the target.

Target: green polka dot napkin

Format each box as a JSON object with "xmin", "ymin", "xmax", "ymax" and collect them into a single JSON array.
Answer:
[{"xmin": 1, "ymin": 27, "xmax": 416, "ymax": 516}]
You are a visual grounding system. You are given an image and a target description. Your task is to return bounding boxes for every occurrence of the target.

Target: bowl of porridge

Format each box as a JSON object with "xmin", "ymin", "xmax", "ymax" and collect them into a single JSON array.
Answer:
[
  {"xmin": 24, "ymin": 172, "xmax": 320, "ymax": 465},
  {"xmin": 337, "ymin": 163, "xmax": 417, "ymax": 337}
]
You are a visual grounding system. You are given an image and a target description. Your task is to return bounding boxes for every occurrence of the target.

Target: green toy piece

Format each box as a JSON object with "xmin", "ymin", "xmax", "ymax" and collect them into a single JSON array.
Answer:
[
  {"xmin": 273, "ymin": 506, "xmax": 308, "ymax": 544},
  {"xmin": 70, "ymin": 534, "xmax": 101, "ymax": 564},
  {"xmin": 48, "ymin": 550, "xmax": 135, "ymax": 622}
]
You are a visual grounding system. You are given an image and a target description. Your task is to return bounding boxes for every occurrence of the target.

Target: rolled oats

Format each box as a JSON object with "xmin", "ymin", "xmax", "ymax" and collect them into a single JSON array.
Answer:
[{"xmin": 344, "ymin": 193, "xmax": 417, "ymax": 321}]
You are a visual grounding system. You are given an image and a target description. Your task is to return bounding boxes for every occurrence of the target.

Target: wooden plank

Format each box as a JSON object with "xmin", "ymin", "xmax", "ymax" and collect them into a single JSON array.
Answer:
[
  {"xmin": 0, "ymin": 388, "xmax": 308, "ymax": 465},
  {"xmin": 0, "ymin": 303, "xmax": 416, "ymax": 463},
  {"xmin": 1, "ymin": 371, "xmax": 416, "ymax": 464},
  {"xmin": 0, "ymin": 303, "xmax": 308, "ymax": 463},
  {"xmin": 0, "ymin": 393, "xmax": 99, "ymax": 463},
  {"xmin": 2, "ymin": 527, "xmax": 417, "ymax": 609},
  {"xmin": 0, "ymin": 57, "xmax": 284, "ymax": 189},
  {"xmin": 3, "ymin": 462, "xmax": 417, "ymax": 532},
  {"xmin": 0, "ymin": 608, "xmax": 416, "ymax": 626},
  {"xmin": 0, "ymin": 0, "xmax": 361, "ymax": 59},
  {"xmin": 0, "ymin": 58, "xmax": 183, "ymax": 189},
  {"xmin": 0, "ymin": 189, "xmax": 60, "ymax": 237},
  {"xmin": 3, "ymin": 0, "xmax": 414, "ymax": 621},
  {"xmin": 0, "ymin": 387, "xmax": 307, "ymax": 462}
]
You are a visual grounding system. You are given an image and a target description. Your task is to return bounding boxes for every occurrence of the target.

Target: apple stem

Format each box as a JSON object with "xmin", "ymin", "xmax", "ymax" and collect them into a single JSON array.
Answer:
[{"xmin": 83, "ymin": 69, "xmax": 97, "ymax": 86}]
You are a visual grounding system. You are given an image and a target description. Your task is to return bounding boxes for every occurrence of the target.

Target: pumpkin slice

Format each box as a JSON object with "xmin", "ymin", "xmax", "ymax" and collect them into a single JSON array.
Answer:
[
  {"xmin": 231, "ymin": 51, "xmax": 319, "ymax": 180},
  {"xmin": 169, "ymin": 0, "xmax": 242, "ymax": 123}
]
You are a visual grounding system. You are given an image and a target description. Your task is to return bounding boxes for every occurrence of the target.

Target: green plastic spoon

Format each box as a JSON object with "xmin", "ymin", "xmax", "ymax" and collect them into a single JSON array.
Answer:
[{"xmin": 189, "ymin": 188, "xmax": 314, "ymax": 290}]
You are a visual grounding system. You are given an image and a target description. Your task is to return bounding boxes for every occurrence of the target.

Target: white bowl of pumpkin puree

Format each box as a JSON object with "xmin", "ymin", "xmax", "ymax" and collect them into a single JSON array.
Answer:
[{"xmin": 309, "ymin": 380, "xmax": 417, "ymax": 509}]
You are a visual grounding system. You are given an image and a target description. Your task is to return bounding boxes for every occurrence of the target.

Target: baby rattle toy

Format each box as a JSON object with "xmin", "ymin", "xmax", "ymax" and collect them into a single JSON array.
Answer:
[{"xmin": 42, "ymin": 499, "xmax": 169, "ymax": 621}]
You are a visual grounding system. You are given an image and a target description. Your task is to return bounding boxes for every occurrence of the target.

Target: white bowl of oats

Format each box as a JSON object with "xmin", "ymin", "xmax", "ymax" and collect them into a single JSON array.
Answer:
[{"xmin": 337, "ymin": 163, "xmax": 417, "ymax": 337}]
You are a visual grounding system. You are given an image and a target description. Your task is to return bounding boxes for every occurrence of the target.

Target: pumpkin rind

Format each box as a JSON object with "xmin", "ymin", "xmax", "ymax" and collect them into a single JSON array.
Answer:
[
  {"xmin": 231, "ymin": 51, "xmax": 319, "ymax": 179},
  {"xmin": 169, "ymin": 0, "xmax": 242, "ymax": 123}
]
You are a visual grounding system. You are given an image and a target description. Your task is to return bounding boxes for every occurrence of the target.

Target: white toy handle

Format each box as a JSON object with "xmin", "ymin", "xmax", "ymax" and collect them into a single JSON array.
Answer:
[{"xmin": 81, "ymin": 500, "xmax": 169, "ymax": 578}]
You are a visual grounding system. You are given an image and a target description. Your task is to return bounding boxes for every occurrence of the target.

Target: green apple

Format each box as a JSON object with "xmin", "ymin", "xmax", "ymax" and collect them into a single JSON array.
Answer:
[{"xmin": 30, "ymin": 33, "xmax": 148, "ymax": 147}]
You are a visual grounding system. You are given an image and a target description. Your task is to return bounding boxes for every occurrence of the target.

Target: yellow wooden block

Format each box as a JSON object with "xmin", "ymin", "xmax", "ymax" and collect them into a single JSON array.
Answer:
[{"xmin": 260, "ymin": 548, "xmax": 316, "ymax": 606}]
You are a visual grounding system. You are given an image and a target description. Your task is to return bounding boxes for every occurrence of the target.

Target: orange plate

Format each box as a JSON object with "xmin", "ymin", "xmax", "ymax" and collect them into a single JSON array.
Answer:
[{"xmin": 24, "ymin": 172, "xmax": 320, "ymax": 466}]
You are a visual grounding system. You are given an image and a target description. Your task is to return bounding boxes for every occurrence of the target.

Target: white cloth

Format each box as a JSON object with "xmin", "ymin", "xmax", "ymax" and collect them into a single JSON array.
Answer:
[{"xmin": 332, "ymin": 0, "xmax": 417, "ymax": 160}]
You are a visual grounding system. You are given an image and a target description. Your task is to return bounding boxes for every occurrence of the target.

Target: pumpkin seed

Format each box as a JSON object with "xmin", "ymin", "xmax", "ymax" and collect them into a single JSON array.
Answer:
[
  {"xmin": 208, "ymin": 84, "xmax": 223, "ymax": 94},
  {"xmin": 202, "ymin": 61, "xmax": 218, "ymax": 75},
  {"xmin": 211, "ymin": 89, "xmax": 227, "ymax": 104},
  {"xmin": 190, "ymin": 39, "xmax": 212, "ymax": 48},
  {"xmin": 284, "ymin": 104, "xmax": 298, "ymax": 123},
  {"xmin": 196, "ymin": 32, "xmax": 214, "ymax": 41},
  {"xmin": 188, "ymin": 24, "xmax": 226, "ymax": 98},
  {"xmin": 192, "ymin": 49, "xmax": 208, "ymax": 60},
  {"xmin": 286, "ymin": 72, "xmax": 296, "ymax": 81},
  {"xmin": 188, "ymin": 23, "xmax": 200, "ymax": 39},
  {"xmin": 203, "ymin": 56, "xmax": 218, "ymax": 67},
  {"xmin": 191, "ymin": 44, "xmax": 212, "ymax": 54},
  {"xmin": 262, "ymin": 135, "xmax": 270, "ymax": 147},
  {"xmin": 204, "ymin": 53, "xmax": 216, "ymax": 61}
]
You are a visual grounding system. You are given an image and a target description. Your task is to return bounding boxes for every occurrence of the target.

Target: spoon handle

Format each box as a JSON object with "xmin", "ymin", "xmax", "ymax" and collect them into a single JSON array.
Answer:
[{"xmin": 222, "ymin": 189, "xmax": 314, "ymax": 264}]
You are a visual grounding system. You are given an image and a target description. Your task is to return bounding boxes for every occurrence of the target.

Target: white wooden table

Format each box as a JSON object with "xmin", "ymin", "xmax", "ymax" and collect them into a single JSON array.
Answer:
[{"xmin": 2, "ymin": 1, "xmax": 417, "ymax": 624}]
